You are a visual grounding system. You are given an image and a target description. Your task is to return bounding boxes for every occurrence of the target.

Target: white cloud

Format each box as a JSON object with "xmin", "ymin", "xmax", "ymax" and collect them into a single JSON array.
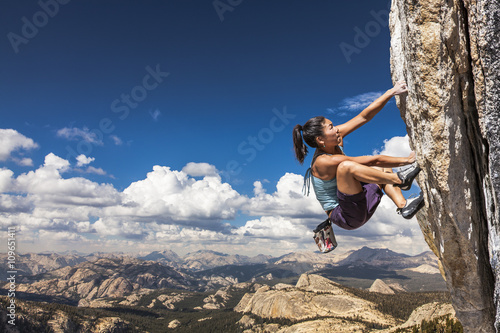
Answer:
[
  {"xmin": 327, "ymin": 91, "xmax": 385, "ymax": 116},
  {"xmin": 93, "ymin": 218, "xmax": 146, "ymax": 238},
  {"xmin": 42, "ymin": 154, "xmax": 62, "ymax": 169},
  {"xmin": 119, "ymin": 165, "xmax": 245, "ymax": 223},
  {"xmin": 110, "ymin": 135, "xmax": 123, "ymax": 145},
  {"xmin": 0, "ymin": 168, "xmax": 14, "ymax": 192},
  {"xmin": 0, "ymin": 136, "xmax": 429, "ymax": 256},
  {"xmin": 11, "ymin": 157, "xmax": 34, "ymax": 166},
  {"xmin": 233, "ymin": 216, "xmax": 309, "ymax": 239},
  {"xmin": 57, "ymin": 127, "xmax": 103, "ymax": 145},
  {"xmin": 76, "ymin": 154, "xmax": 95, "ymax": 167},
  {"xmin": 244, "ymin": 173, "xmax": 325, "ymax": 219},
  {"xmin": 38, "ymin": 230, "xmax": 88, "ymax": 242},
  {"xmin": 74, "ymin": 155, "xmax": 109, "ymax": 176},
  {"xmin": 150, "ymin": 109, "xmax": 161, "ymax": 121},
  {"xmin": 253, "ymin": 181, "xmax": 265, "ymax": 196},
  {"xmin": 373, "ymin": 135, "xmax": 411, "ymax": 159},
  {"xmin": 85, "ymin": 166, "xmax": 107, "ymax": 176},
  {"xmin": 182, "ymin": 162, "xmax": 218, "ymax": 177},
  {"xmin": 0, "ymin": 129, "xmax": 38, "ymax": 163},
  {"xmin": 44, "ymin": 152, "xmax": 70, "ymax": 171},
  {"xmin": 14, "ymin": 153, "xmax": 121, "ymax": 208},
  {"xmin": 0, "ymin": 194, "xmax": 33, "ymax": 213}
]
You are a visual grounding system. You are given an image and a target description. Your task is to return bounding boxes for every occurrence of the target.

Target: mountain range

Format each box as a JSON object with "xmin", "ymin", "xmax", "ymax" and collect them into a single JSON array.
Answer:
[
  {"xmin": 0, "ymin": 247, "xmax": 454, "ymax": 332},
  {"xmin": 1, "ymin": 247, "xmax": 444, "ymax": 302}
]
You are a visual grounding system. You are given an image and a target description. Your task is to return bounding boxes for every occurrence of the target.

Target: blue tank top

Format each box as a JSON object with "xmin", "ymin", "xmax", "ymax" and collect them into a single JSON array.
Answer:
[{"xmin": 303, "ymin": 148, "xmax": 343, "ymax": 211}]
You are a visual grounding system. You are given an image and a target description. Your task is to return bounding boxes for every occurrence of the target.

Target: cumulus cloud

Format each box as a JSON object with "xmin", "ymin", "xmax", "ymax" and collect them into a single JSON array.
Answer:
[
  {"xmin": 93, "ymin": 218, "xmax": 147, "ymax": 239},
  {"xmin": 233, "ymin": 216, "xmax": 309, "ymax": 239},
  {"xmin": 44, "ymin": 153, "xmax": 70, "ymax": 171},
  {"xmin": 38, "ymin": 230, "xmax": 88, "ymax": 242},
  {"xmin": 76, "ymin": 154, "xmax": 95, "ymax": 167},
  {"xmin": 373, "ymin": 135, "xmax": 411, "ymax": 160},
  {"xmin": 244, "ymin": 173, "xmax": 324, "ymax": 219},
  {"xmin": 0, "ymin": 136, "xmax": 429, "ymax": 256},
  {"xmin": 0, "ymin": 129, "xmax": 38, "ymax": 163},
  {"xmin": 182, "ymin": 162, "xmax": 218, "ymax": 177},
  {"xmin": 0, "ymin": 168, "xmax": 14, "ymax": 192},
  {"xmin": 74, "ymin": 155, "xmax": 109, "ymax": 177},
  {"xmin": 119, "ymin": 165, "xmax": 246, "ymax": 224},
  {"xmin": 0, "ymin": 194, "xmax": 33, "ymax": 213},
  {"xmin": 12, "ymin": 157, "xmax": 34, "ymax": 167},
  {"xmin": 14, "ymin": 153, "xmax": 121, "ymax": 208}
]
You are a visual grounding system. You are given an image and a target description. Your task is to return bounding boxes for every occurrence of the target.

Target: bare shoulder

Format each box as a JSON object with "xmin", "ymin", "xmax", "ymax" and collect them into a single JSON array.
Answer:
[
  {"xmin": 313, "ymin": 153, "xmax": 349, "ymax": 179},
  {"xmin": 315, "ymin": 153, "xmax": 347, "ymax": 167}
]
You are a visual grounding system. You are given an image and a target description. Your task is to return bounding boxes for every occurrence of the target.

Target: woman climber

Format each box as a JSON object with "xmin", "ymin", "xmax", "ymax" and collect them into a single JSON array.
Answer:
[{"xmin": 292, "ymin": 81, "xmax": 424, "ymax": 235}]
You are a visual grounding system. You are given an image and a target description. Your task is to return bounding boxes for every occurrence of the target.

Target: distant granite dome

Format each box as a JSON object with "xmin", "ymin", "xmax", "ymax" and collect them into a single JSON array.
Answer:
[
  {"xmin": 389, "ymin": 0, "xmax": 500, "ymax": 332},
  {"xmin": 369, "ymin": 279, "xmax": 395, "ymax": 295}
]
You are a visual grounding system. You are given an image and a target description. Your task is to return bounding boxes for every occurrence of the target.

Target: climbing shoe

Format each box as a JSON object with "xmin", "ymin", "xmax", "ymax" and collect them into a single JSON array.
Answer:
[
  {"xmin": 397, "ymin": 192, "xmax": 425, "ymax": 219},
  {"xmin": 395, "ymin": 162, "xmax": 421, "ymax": 191}
]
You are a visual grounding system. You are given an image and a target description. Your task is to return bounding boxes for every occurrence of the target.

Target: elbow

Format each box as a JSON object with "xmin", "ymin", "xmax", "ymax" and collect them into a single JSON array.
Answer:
[{"xmin": 371, "ymin": 155, "xmax": 383, "ymax": 167}]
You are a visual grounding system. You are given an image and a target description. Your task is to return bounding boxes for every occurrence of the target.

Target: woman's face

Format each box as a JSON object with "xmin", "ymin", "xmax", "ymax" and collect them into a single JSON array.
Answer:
[{"xmin": 321, "ymin": 119, "xmax": 342, "ymax": 146}]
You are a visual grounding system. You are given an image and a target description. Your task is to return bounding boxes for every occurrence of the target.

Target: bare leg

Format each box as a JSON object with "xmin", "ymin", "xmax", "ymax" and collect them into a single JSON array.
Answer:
[
  {"xmin": 379, "ymin": 168, "xmax": 406, "ymax": 209},
  {"xmin": 336, "ymin": 161, "xmax": 402, "ymax": 195}
]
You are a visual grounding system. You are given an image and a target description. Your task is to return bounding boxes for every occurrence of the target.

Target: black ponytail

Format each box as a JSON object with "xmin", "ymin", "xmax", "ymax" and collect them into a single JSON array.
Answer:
[
  {"xmin": 292, "ymin": 116, "xmax": 326, "ymax": 164},
  {"xmin": 293, "ymin": 124, "xmax": 308, "ymax": 164}
]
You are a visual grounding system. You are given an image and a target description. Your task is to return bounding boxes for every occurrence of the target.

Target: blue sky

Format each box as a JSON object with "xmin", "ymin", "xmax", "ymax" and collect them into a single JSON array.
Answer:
[{"xmin": 0, "ymin": 0, "xmax": 427, "ymax": 256}]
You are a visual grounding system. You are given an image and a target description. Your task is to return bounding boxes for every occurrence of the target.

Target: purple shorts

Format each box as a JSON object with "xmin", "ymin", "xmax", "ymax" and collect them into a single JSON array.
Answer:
[{"xmin": 329, "ymin": 183, "xmax": 383, "ymax": 230}]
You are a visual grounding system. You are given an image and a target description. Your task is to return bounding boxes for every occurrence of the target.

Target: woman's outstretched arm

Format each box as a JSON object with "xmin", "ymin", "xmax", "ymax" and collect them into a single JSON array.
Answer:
[{"xmin": 337, "ymin": 81, "xmax": 408, "ymax": 138}]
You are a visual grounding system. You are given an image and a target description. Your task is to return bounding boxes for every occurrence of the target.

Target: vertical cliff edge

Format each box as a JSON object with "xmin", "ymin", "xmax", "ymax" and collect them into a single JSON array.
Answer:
[{"xmin": 389, "ymin": 0, "xmax": 500, "ymax": 332}]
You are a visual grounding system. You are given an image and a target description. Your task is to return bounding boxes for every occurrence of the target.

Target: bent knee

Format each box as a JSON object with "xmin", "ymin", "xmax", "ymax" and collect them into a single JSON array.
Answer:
[{"xmin": 337, "ymin": 160, "xmax": 358, "ymax": 174}]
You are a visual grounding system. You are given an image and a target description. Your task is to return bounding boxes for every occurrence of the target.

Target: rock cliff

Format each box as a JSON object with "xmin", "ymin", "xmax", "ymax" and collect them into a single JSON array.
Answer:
[
  {"xmin": 235, "ymin": 274, "xmax": 397, "ymax": 327},
  {"xmin": 389, "ymin": 0, "xmax": 500, "ymax": 332},
  {"xmin": 11, "ymin": 257, "xmax": 195, "ymax": 303}
]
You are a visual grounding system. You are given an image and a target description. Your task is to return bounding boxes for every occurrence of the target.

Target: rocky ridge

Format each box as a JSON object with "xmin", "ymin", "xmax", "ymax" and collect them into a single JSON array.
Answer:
[
  {"xmin": 235, "ymin": 273, "xmax": 459, "ymax": 332},
  {"xmin": 379, "ymin": 302, "xmax": 456, "ymax": 333},
  {"xmin": 13, "ymin": 257, "xmax": 195, "ymax": 305},
  {"xmin": 236, "ymin": 274, "xmax": 397, "ymax": 326},
  {"xmin": 1, "ymin": 271, "xmax": 459, "ymax": 332},
  {"xmin": 1, "ymin": 246, "xmax": 446, "ymax": 316},
  {"xmin": 0, "ymin": 252, "xmax": 87, "ymax": 281}
]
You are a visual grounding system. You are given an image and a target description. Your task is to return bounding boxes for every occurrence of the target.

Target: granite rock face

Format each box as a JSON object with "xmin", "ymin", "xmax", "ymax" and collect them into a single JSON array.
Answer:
[
  {"xmin": 389, "ymin": 0, "xmax": 500, "ymax": 332},
  {"xmin": 235, "ymin": 274, "xmax": 397, "ymax": 327}
]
